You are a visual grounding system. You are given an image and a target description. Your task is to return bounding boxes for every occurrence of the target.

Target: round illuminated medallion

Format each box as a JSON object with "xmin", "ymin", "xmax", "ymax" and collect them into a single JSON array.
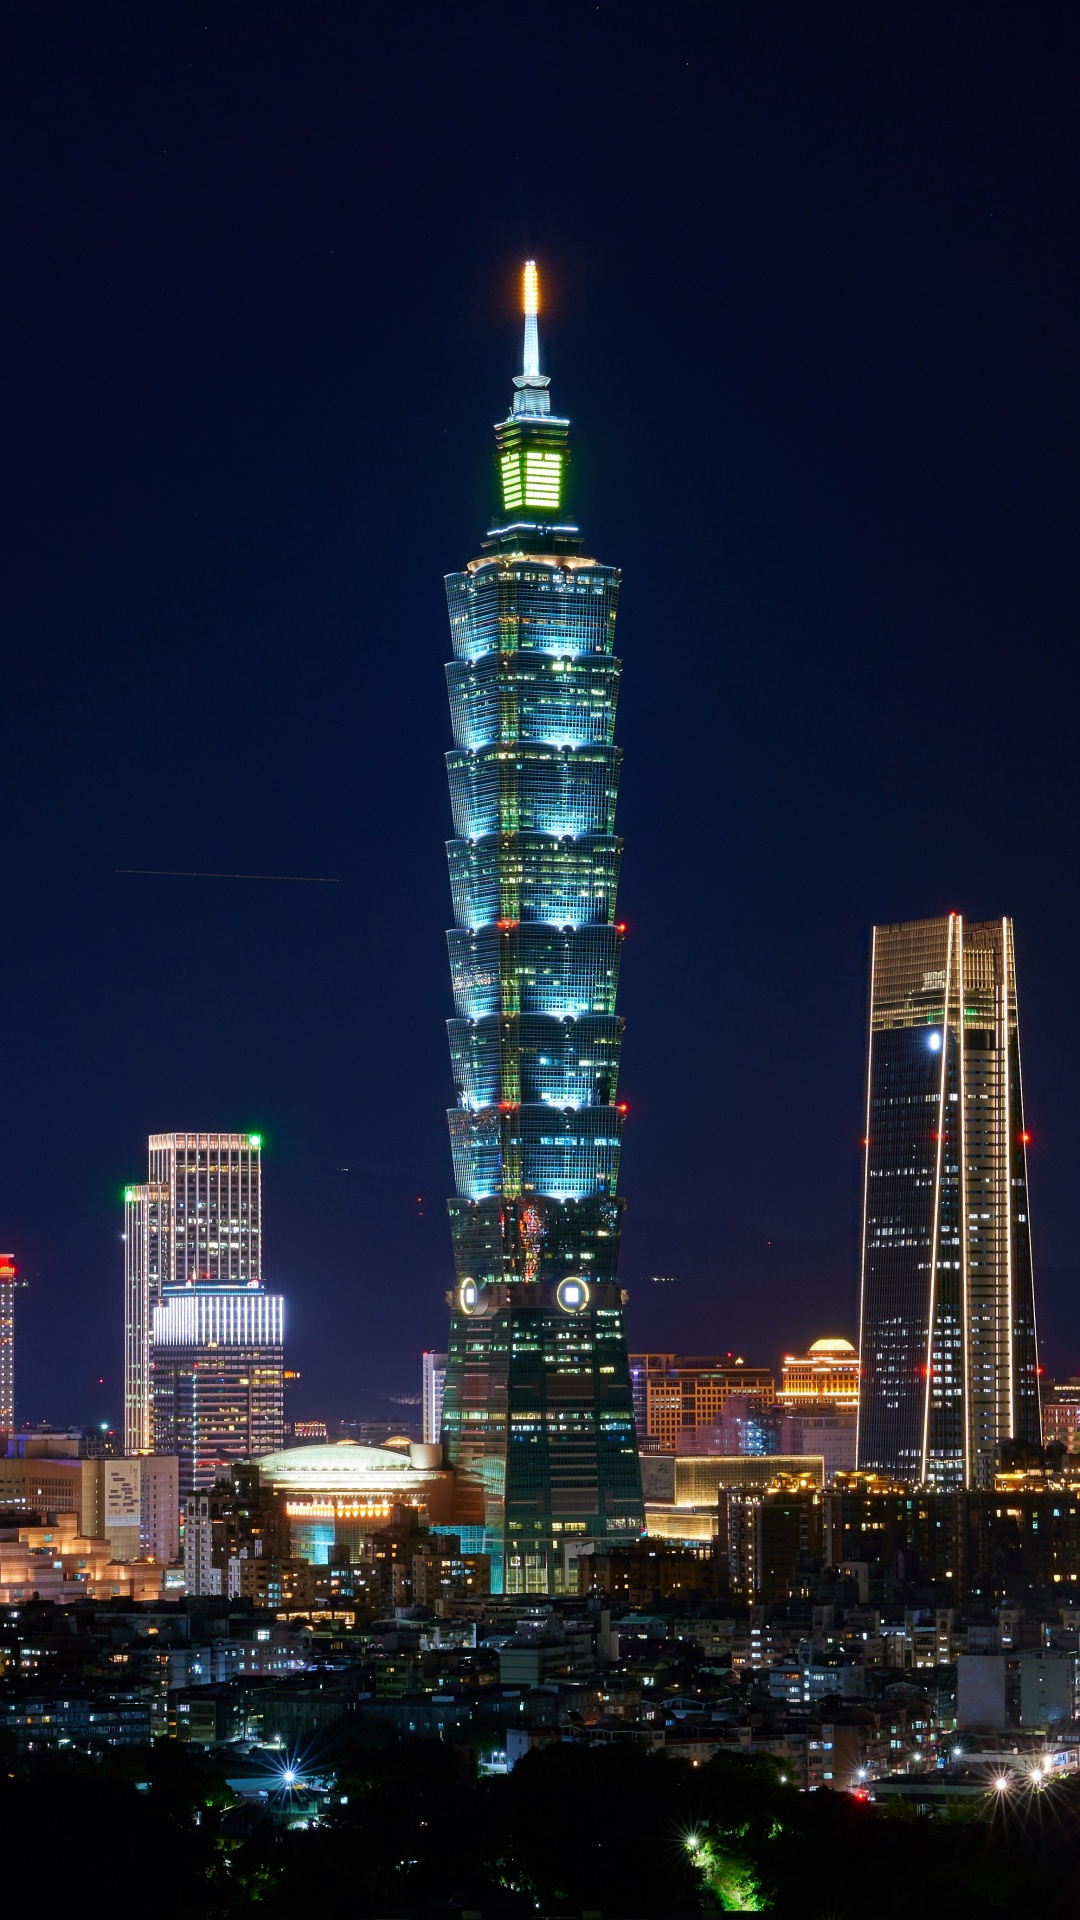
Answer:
[
  {"xmin": 557, "ymin": 1276, "xmax": 590, "ymax": 1313},
  {"xmin": 459, "ymin": 1279, "xmax": 480, "ymax": 1314}
]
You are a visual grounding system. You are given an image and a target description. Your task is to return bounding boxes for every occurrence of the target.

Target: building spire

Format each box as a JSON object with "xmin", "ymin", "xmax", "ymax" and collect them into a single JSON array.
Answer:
[
  {"xmin": 523, "ymin": 259, "xmax": 540, "ymax": 378},
  {"xmin": 513, "ymin": 259, "xmax": 551, "ymax": 416}
]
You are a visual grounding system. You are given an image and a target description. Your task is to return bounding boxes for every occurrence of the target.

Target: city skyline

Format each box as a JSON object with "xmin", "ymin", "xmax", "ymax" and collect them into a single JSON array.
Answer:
[{"xmin": 2, "ymin": 9, "xmax": 1078, "ymax": 1417}]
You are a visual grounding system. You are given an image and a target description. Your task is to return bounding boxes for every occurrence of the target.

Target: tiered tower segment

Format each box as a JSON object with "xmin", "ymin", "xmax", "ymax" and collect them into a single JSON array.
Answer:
[{"xmin": 440, "ymin": 265, "xmax": 644, "ymax": 1595}]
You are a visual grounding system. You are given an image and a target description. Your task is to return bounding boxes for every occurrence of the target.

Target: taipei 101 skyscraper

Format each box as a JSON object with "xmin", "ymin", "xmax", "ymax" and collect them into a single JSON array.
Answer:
[{"xmin": 440, "ymin": 265, "xmax": 644, "ymax": 1594}]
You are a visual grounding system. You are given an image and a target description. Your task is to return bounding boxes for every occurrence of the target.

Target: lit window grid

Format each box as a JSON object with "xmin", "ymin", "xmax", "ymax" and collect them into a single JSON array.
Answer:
[
  {"xmin": 445, "ymin": 563, "xmax": 620, "ymax": 665},
  {"xmin": 447, "ymin": 924, "xmax": 623, "ymax": 1021},
  {"xmin": 146, "ymin": 1133, "xmax": 262, "ymax": 1288},
  {"xmin": 446, "ymin": 655, "xmax": 620, "ymax": 752},
  {"xmin": 447, "ymin": 743, "xmax": 621, "ymax": 841},
  {"xmin": 447, "ymin": 833, "xmax": 622, "ymax": 932},
  {"xmin": 448, "ymin": 1104, "xmax": 623, "ymax": 1203},
  {"xmin": 449, "ymin": 1011, "xmax": 623, "ymax": 1110}
]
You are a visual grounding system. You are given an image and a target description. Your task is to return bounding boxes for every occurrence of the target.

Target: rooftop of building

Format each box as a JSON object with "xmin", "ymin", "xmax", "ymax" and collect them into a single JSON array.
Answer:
[{"xmin": 254, "ymin": 1441, "xmax": 445, "ymax": 1491}]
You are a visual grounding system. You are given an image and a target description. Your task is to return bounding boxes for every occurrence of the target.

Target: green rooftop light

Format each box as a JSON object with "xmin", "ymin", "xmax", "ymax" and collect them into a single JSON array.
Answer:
[{"xmin": 249, "ymin": 1133, "xmax": 262, "ymax": 1149}]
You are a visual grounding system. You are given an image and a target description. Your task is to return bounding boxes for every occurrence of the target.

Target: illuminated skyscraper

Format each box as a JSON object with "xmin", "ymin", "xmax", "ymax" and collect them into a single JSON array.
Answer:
[
  {"xmin": 856, "ymin": 915, "xmax": 1041, "ymax": 1487},
  {"xmin": 0, "ymin": 1254, "xmax": 16, "ymax": 1440},
  {"xmin": 439, "ymin": 265, "xmax": 643, "ymax": 1594},
  {"xmin": 123, "ymin": 1132, "xmax": 283, "ymax": 1490}
]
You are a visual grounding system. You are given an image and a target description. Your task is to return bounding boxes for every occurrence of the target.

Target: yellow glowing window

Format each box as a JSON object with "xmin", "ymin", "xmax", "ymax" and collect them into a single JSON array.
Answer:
[
  {"xmin": 500, "ymin": 451, "xmax": 523, "ymax": 510},
  {"xmin": 524, "ymin": 450, "xmax": 562, "ymax": 507}
]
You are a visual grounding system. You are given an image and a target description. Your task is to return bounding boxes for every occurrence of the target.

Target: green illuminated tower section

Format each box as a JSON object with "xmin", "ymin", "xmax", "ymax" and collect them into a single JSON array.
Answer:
[{"xmin": 441, "ymin": 264, "xmax": 644, "ymax": 1594}]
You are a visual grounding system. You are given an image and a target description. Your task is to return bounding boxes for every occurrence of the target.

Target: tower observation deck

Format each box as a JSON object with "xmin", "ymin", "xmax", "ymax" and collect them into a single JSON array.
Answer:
[{"xmin": 440, "ymin": 264, "xmax": 644, "ymax": 1595}]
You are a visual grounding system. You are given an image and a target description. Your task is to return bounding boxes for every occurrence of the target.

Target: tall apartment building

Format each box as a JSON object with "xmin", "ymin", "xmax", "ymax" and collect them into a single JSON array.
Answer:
[
  {"xmin": 0, "ymin": 1254, "xmax": 16, "ymax": 1440},
  {"xmin": 439, "ymin": 265, "xmax": 643, "ymax": 1594},
  {"xmin": 629, "ymin": 1354, "xmax": 776, "ymax": 1451},
  {"xmin": 856, "ymin": 915, "xmax": 1041, "ymax": 1488},
  {"xmin": 123, "ymin": 1133, "xmax": 283, "ymax": 1495}
]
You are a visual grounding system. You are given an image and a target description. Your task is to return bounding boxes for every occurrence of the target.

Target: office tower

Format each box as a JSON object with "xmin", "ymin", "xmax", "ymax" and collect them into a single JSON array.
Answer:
[
  {"xmin": 151, "ymin": 1287, "xmax": 284, "ymax": 1499},
  {"xmin": 123, "ymin": 1132, "xmax": 283, "ymax": 1494},
  {"xmin": 856, "ymin": 915, "xmax": 1041, "ymax": 1488},
  {"xmin": 422, "ymin": 1350, "xmax": 447, "ymax": 1446},
  {"xmin": 439, "ymin": 264, "xmax": 643, "ymax": 1595},
  {"xmin": 629, "ymin": 1354, "xmax": 776, "ymax": 1451},
  {"xmin": 0, "ymin": 1254, "xmax": 15, "ymax": 1440},
  {"xmin": 124, "ymin": 1132, "xmax": 262, "ymax": 1454}
]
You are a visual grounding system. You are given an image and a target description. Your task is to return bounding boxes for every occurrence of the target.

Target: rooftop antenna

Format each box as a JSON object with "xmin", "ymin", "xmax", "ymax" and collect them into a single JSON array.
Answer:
[
  {"xmin": 513, "ymin": 260, "xmax": 551, "ymax": 417},
  {"xmin": 523, "ymin": 259, "xmax": 540, "ymax": 377}
]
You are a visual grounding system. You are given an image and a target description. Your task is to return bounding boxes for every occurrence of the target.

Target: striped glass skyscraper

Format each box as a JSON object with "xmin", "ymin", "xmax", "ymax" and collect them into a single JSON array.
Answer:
[
  {"xmin": 856, "ymin": 915, "xmax": 1041, "ymax": 1488},
  {"xmin": 440, "ymin": 265, "xmax": 643, "ymax": 1594}
]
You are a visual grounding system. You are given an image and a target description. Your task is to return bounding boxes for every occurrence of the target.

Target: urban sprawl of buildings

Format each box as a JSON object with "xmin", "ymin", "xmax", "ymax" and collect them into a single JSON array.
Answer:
[{"xmin": 1, "ymin": 265, "xmax": 1077, "ymax": 1802}]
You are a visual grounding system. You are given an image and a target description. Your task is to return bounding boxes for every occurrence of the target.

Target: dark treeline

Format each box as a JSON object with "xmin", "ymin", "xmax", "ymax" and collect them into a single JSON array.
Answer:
[{"xmin": 4, "ymin": 1731, "xmax": 1080, "ymax": 1916}]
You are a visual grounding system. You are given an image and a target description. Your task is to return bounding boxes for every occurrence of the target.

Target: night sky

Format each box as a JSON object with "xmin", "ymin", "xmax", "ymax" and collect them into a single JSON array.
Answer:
[{"xmin": 3, "ymin": 5, "xmax": 1078, "ymax": 1426}]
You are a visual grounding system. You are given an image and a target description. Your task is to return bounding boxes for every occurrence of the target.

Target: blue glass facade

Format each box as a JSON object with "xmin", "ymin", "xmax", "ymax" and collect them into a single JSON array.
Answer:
[{"xmin": 440, "ymin": 269, "xmax": 643, "ymax": 1593}]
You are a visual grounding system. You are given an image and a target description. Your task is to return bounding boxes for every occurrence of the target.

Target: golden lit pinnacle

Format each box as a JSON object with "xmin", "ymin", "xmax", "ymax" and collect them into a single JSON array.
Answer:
[{"xmin": 522, "ymin": 260, "xmax": 540, "ymax": 378}]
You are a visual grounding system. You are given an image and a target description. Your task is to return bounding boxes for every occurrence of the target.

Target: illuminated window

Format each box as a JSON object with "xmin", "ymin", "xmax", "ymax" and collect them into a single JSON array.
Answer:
[
  {"xmin": 500, "ymin": 451, "xmax": 523, "ymax": 510},
  {"xmin": 524, "ymin": 450, "xmax": 562, "ymax": 507}
]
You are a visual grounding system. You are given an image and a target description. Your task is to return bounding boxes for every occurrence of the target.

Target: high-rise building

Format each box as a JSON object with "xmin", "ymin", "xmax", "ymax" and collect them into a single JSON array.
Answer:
[
  {"xmin": 422, "ymin": 1350, "xmax": 447, "ymax": 1446},
  {"xmin": 123, "ymin": 1133, "xmax": 283, "ymax": 1494},
  {"xmin": 151, "ymin": 1289, "xmax": 284, "ymax": 1497},
  {"xmin": 0, "ymin": 1254, "xmax": 15, "ymax": 1440},
  {"xmin": 125, "ymin": 1132, "xmax": 262, "ymax": 1455},
  {"xmin": 856, "ymin": 915, "xmax": 1041, "ymax": 1488},
  {"xmin": 439, "ymin": 264, "xmax": 643, "ymax": 1595}
]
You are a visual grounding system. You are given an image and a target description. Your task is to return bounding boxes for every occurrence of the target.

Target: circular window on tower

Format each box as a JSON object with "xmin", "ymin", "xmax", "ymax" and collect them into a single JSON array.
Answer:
[
  {"xmin": 557, "ymin": 1276, "xmax": 590, "ymax": 1313},
  {"xmin": 459, "ymin": 1279, "xmax": 480, "ymax": 1314}
]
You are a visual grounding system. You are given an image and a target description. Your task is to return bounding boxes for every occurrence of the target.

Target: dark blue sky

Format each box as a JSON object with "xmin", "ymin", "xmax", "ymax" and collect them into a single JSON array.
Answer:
[{"xmin": 3, "ymin": 4, "xmax": 1078, "ymax": 1425}]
